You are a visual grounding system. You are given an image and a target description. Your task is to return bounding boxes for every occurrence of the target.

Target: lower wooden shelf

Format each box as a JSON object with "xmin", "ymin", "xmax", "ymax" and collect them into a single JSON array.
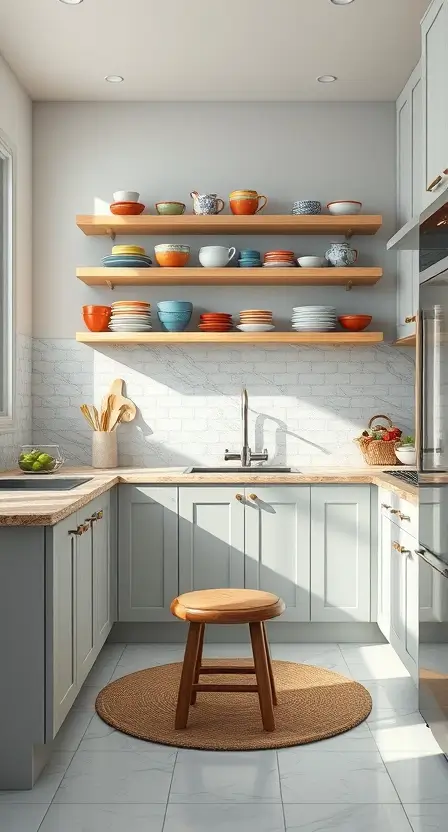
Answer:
[
  {"xmin": 76, "ymin": 331, "xmax": 384, "ymax": 346},
  {"xmin": 394, "ymin": 334, "xmax": 416, "ymax": 346}
]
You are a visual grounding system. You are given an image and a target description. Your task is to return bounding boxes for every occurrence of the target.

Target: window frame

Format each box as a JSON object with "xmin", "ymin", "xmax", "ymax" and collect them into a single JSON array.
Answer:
[{"xmin": 0, "ymin": 130, "xmax": 15, "ymax": 432}]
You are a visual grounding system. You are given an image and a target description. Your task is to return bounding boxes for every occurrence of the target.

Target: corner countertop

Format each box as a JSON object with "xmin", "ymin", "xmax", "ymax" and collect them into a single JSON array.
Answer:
[{"xmin": 0, "ymin": 465, "xmax": 418, "ymax": 527}]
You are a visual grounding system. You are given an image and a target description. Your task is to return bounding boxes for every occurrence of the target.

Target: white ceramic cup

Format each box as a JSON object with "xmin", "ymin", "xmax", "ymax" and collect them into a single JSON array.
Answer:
[
  {"xmin": 113, "ymin": 190, "xmax": 140, "ymax": 203},
  {"xmin": 199, "ymin": 246, "xmax": 236, "ymax": 268}
]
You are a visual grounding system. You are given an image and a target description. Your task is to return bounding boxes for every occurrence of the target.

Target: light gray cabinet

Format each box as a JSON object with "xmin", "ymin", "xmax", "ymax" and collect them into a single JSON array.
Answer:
[
  {"xmin": 422, "ymin": 0, "xmax": 448, "ymax": 208},
  {"xmin": 119, "ymin": 485, "xmax": 178, "ymax": 621},
  {"xmin": 310, "ymin": 486, "xmax": 371, "ymax": 622},
  {"xmin": 52, "ymin": 514, "xmax": 77, "ymax": 732},
  {"xmin": 245, "ymin": 486, "xmax": 311, "ymax": 621},
  {"xmin": 75, "ymin": 514, "xmax": 96, "ymax": 682},
  {"xmin": 179, "ymin": 486, "xmax": 245, "ymax": 593}
]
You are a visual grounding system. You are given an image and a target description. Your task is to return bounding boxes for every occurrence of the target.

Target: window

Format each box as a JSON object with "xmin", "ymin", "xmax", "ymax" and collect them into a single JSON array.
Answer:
[{"xmin": 0, "ymin": 132, "xmax": 13, "ymax": 429}]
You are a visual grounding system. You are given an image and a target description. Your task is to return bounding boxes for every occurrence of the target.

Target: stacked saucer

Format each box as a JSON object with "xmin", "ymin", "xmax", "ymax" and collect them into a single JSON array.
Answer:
[
  {"xmin": 102, "ymin": 245, "xmax": 152, "ymax": 268},
  {"xmin": 239, "ymin": 249, "xmax": 262, "ymax": 268},
  {"xmin": 199, "ymin": 313, "xmax": 233, "ymax": 332},
  {"xmin": 237, "ymin": 309, "xmax": 274, "ymax": 332},
  {"xmin": 291, "ymin": 306, "xmax": 337, "ymax": 332},
  {"xmin": 109, "ymin": 300, "xmax": 152, "ymax": 332},
  {"xmin": 263, "ymin": 250, "xmax": 296, "ymax": 267}
]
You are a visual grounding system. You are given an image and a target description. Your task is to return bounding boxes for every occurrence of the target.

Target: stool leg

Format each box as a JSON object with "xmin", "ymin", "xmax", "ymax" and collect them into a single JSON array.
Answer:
[
  {"xmin": 249, "ymin": 621, "xmax": 275, "ymax": 732},
  {"xmin": 191, "ymin": 623, "xmax": 205, "ymax": 705},
  {"xmin": 175, "ymin": 621, "xmax": 202, "ymax": 729},
  {"xmin": 262, "ymin": 622, "xmax": 278, "ymax": 706}
]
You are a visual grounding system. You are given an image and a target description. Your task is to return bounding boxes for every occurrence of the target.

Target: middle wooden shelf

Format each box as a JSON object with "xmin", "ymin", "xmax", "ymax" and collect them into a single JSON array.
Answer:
[{"xmin": 77, "ymin": 266, "xmax": 382, "ymax": 288}]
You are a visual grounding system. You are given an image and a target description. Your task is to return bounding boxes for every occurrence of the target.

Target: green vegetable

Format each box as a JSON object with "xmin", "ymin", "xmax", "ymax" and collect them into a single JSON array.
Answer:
[{"xmin": 399, "ymin": 435, "xmax": 415, "ymax": 446}]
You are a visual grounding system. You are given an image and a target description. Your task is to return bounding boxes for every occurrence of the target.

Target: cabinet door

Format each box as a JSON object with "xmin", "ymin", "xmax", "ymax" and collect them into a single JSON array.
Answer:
[
  {"xmin": 397, "ymin": 86, "xmax": 412, "ymax": 226},
  {"xmin": 179, "ymin": 486, "xmax": 244, "ymax": 593},
  {"xmin": 389, "ymin": 525, "xmax": 419, "ymax": 678},
  {"xmin": 422, "ymin": 0, "xmax": 448, "ymax": 208},
  {"xmin": 244, "ymin": 486, "xmax": 311, "ymax": 622},
  {"xmin": 397, "ymin": 250, "xmax": 416, "ymax": 339},
  {"xmin": 52, "ymin": 514, "xmax": 77, "ymax": 735},
  {"xmin": 87, "ymin": 493, "xmax": 113, "ymax": 647},
  {"xmin": 310, "ymin": 486, "xmax": 371, "ymax": 622},
  {"xmin": 75, "ymin": 517, "xmax": 96, "ymax": 683},
  {"xmin": 377, "ymin": 492, "xmax": 393, "ymax": 640},
  {"xmin": 411, "ymin": 70, "xmax": 423, "ymax": 217},
  {"xmin": 119, "ymin": 486, "xmax": 178, "ymax": 622}
]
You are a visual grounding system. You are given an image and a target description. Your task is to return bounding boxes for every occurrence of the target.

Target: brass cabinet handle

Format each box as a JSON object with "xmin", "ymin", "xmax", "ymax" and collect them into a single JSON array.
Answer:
[
  {"xmin": 405, "ymin": 315, "xmax": 416, "ymax": 324},
  {"xmin": 398, "ymin": 512, "xmax": 410, "ymax": 522},
  {"xmin": 427, "ymin": 174, "xmax": 443, "ymax": 192},
  {"xmin": 390, "ymin": 508, "xmax": 400, "ymax": 514},
  {"xmin": 392, "ymin": 540, "xmax": 410, "ymax": 554},
  {"xmin": 86, "ymin": 509, "xmax": 104, "ymax": 524},
  {"xmin": 68, "ymin": 523, "xmax": 89, "ymax": 536},
  {"xmin": 249, "ymin": 493, "xmax": 258, "ymax": 501},
  {"xmin": 381, "ymin": 503, "xmax": 392, "ymax": 510},
  {"xmin": 235, "ymin": 493, "xmax": 244, "ymax": 502},
  {"xmin": 68, "ymin": 526, "xmax": 83, "ymax": 536},
  {"xmin": 96, "ymin": 509, "xmax": 103, "ymax": 520}
]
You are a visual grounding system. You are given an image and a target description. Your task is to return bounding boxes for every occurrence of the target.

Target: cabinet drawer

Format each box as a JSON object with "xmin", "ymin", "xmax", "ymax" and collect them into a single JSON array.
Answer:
[{"xmin": 380, "ymin": 492, "xmax": 418, "ymax": 538}]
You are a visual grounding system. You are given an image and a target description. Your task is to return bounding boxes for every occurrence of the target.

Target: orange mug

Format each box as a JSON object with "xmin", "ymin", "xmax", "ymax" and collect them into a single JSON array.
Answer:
[{"xmin": 229, "ymin": 191, "xmax": 268, "ymax": 215}]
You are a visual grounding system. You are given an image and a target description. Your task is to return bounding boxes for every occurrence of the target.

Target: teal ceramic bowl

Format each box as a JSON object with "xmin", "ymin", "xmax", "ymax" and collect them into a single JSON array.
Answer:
[
  {"xmin": 157, "ymin": 311, "xmax": 192, "ymax": 331},
  {"xmin": 157, "ymin": 300, "xmax": 192, "ymax": 312},
  {"xmin": 155, "ymin": 202, "xmax": 186, "ymax": 215}
]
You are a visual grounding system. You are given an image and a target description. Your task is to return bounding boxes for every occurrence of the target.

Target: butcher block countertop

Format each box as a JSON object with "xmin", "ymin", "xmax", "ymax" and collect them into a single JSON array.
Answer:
[{"xmin": 0, "ymin": 466, "xmax": 418, "ymax": 526}]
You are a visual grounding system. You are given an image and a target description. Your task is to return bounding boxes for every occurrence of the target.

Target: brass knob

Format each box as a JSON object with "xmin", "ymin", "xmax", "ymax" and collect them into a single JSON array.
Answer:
[
  {"xmin": 381, "ymin": 503, "xmax": 392, "ymax": 510},
  {"xmin": 249, "ymin": 493, "xmax": 258, "ymax": 501},
  {"xmin": 235, "ymin": 493, "xmax": 243, "ymax": 502},
  {"xmin": 393, "ymin": 541, "xmax": 409, "ymax": 554},
  {"xmin": 427, "ymin": 174, "xmax": 443, "ymax": 192},
  {"xmin": 399, "ymin": 513, "xmax": 410, "ymax": 522},
  {"xmin": 390, "ymin": 509, "xmax": 400, "ymax": 515},
  {"xmin": 405, "ymin": 315, "xmax": 416, "ymax": 324}
]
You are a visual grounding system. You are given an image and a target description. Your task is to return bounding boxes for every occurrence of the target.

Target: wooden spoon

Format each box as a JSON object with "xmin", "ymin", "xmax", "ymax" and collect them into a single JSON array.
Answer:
[{"xmin": 109, "ymin": 379, "xmax": 137, "ymax": 423}]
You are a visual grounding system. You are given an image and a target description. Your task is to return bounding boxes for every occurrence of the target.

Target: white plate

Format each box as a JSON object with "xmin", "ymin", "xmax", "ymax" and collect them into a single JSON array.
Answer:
[
  {"xmin": 109, "ymin": 325, "xmax": 152, "ymax": 331},
  {"xmin": 110, "ymin": 315, "xmax": 152, "ymax": 321},
  {"xmin": 292, "ymin": 306, "xmax": 336, "ymax": 312},
  {"xmin": 292, "ymin": 326, "xmax": 336, "ymax": 331},
  {"xmin": 237, "ymin": 324, "xmax": 275, "ymax": 332},
  {"xmin": 263, "ymin": 262, "xmax": 295, "ymax": 267}
]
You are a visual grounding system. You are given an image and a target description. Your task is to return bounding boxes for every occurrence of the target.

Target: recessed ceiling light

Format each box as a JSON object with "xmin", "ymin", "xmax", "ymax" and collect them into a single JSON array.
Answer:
[
  {"xmin": 331, "ymin": 0, "xmax": 355, "ymax": 5},
  {"xmin": 317, "ymin": 75, "xmax": 338, "ymax": 83},
  {"xmin": 58, "ymin": 0, "xmax": 84, "ymax": 5},
  {"xmin": 105, "ymin": 75, "xmax": 124, "ymax": 84}
]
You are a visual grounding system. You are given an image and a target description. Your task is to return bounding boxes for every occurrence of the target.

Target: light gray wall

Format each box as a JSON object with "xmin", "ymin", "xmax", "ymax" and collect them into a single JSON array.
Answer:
[{"xmin": 32, "ymin": 102, "xmax": 415, "ymax": 469}]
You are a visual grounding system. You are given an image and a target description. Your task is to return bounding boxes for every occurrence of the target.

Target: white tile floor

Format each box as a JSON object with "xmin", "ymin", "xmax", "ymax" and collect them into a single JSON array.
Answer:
[{"xmin": 1, "ymin": 642, "xmax": 448, "ymax": 831}]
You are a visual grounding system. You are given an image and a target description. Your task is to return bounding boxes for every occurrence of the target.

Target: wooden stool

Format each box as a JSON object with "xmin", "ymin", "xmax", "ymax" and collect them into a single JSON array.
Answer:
[{"xmin": 170, "ymin": 588, "xmax": 285, "ymax": 732}]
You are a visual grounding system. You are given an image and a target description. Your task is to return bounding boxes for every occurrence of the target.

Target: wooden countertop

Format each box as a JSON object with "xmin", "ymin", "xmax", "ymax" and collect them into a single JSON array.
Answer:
[{"xmin": 0, "ymin": 466, "xmax": 418, "ymax": 526}]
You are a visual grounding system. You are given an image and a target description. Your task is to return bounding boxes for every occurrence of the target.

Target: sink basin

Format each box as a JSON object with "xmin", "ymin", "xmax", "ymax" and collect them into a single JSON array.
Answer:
[
  {"xmin": 0, "ymin": 477, "xmax": 93, "ymax": 491},
  {"xmin": 185, "ymin": 467, "xmax": 292, "ymax": 473}
]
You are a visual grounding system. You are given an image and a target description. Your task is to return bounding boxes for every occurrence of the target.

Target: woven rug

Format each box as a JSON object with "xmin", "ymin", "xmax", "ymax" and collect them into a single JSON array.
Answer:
[{"xmin": 96, "ymin": 659, "xmax": 372, "ymax": 751}]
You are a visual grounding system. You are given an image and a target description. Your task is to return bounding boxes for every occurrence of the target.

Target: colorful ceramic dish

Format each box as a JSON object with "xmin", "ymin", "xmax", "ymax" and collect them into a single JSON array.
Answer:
[
  {"xmin": 338, "ymin": 314, "xmax": 372, "ymax": 331},
  {"xmin": 82, "ymin": 305, "xmax": 111, "ymax": 332},
  {"xmin": 155, "ymin": 201, "xmax": 186, "ymax": 215},
  {"xmin": 327, "ymin": 201, "xmax": 362, "ymax": 215},
  {"xmin": 110, "ymin": 202, "xmax": 145, "ymax": 216}
]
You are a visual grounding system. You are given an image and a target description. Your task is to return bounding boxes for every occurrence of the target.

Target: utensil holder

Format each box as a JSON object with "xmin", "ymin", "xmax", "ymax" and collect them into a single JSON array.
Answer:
[{"xmin": 92, "ymin": 431, "xmax": 118, "ymax": 469}]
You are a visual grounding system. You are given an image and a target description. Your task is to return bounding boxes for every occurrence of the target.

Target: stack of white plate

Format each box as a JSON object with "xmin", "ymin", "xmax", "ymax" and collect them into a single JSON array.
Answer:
[
  {"xmin": 291, "ymin": 306, "xmax": 337, "ymax": 332},
  {"xmin": 109, "ymin": 301, "xmax": 152, "ymax": 332}
]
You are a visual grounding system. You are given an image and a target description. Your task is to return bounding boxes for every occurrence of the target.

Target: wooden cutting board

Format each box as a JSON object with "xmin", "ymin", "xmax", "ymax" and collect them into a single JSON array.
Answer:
[{"xmin": 109, "ymin": 379, "xmax": 137, "ymax": 423}]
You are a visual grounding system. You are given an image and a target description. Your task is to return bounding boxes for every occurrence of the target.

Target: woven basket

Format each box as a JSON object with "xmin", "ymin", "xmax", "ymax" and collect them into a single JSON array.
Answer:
[{"xmin": 355, "ymin": 414, "xmax": 399, "ymax": 466}]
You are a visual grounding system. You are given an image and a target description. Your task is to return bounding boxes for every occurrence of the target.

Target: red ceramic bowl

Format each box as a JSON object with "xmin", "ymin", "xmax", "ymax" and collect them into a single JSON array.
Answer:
[
  {"xmin": 338, "ymin": 314, "xmax": 372, "ymax": 331},
  {"xmin": 83, "ymin": 308, "xmax": 111, "ymax": 332},
  {"xmin": 110, "ymin": 202, "xmax": 145, "ymax": 215},
  {"xmin": 82, "ymin": 305, "xmax": 111, "ymax": 315}
]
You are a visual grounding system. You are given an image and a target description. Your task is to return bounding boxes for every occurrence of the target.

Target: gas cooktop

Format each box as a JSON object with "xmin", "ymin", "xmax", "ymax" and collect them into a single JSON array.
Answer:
[{"xmin": 383, "ymin": 470, "xmax": 418, "ymax": 486}]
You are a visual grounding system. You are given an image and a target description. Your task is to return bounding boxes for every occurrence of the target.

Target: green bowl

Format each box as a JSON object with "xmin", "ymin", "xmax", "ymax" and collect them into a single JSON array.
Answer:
[{"xmin": 155, "ymin": 201, "xmax": 186, "ymax": 215}]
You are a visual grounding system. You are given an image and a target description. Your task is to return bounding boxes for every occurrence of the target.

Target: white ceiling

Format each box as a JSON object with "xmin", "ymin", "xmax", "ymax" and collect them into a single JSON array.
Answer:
[{"xmin": 0, "ymin": 0, "xmax": 429, "ymax": 102}]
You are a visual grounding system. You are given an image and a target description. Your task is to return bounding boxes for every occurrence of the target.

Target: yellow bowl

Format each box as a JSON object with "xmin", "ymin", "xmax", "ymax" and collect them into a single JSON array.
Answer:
[{"xmin": 112, "ymin": 245, "xmax": 146, "ymax": 255}]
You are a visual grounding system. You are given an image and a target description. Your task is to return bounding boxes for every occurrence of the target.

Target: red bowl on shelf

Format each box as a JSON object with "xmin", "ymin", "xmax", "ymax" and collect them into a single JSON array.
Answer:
[
  {"xmin": 338, "ymin": 314, "xmax": 372, "ymax": 331},
  {"xmin": 82, "ymin": 306, "xmax": 111, "ymax": 332},
  {"xmin": 110, "ymin": 202, "xmax": 145, "ymax": 215}
]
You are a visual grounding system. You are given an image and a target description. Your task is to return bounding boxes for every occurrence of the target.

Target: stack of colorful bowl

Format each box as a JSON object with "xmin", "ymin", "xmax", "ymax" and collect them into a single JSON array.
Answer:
[
  {"xmin": 110, "ymin": 190, "xmax": 145, "ymax": 216},
  {"xmin": 109, "ymin": 301, "xmax": 152, "ymax": 332},
  {"xmin": 237, "ymin": 310, "xmax": 274, "ymax": 332},
  {"xmin": 157, "ymin": 300, "xmax": 192, "ymax": 332},
  {"xmin": 102, "ymin": 245, "xmax": 153, "ymax": 268},
  {"xmin": 291, "ymin": 306, "xmax": 337, "ymax": 332},
  {"xmin": 263, "ymin": 250, "xmax": 296, "ymax": 267},
  {"xmin": 199, "ymin": 313, "xmax": 233, "ymax": 332},
  {"xmin": 238, "ymin": 249, "xmax": 261, "ymax": 268}
]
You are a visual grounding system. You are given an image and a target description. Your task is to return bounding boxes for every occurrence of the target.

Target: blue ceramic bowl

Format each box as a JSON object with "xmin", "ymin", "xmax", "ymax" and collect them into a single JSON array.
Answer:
[
  {"xmin": 239, "ymin": 249, "xmax": 260, "ymax": 258},
  {"xmin": 292, "ymin": 200, "xmax": 321, "ymax": 215},
  {"xmin": 157, "ymin": 312, "xmax": 191, "ymax": 332},
  {"xmin": 157, "ymin": 300, "xmax": 192, "ymax": 312},
  {"xmin": 158, "ymin": 310, "xmax": 192, "ymax": 319}
]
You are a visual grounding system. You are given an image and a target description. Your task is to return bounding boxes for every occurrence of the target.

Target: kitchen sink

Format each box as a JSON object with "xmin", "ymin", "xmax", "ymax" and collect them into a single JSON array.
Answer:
[
  {"xmin": 0, "ymin": 477, "xmax": 93, "ymax": 491},
  {"xmin": 185, "ymin": 467, "xmax": 292, "ymax": 473}
]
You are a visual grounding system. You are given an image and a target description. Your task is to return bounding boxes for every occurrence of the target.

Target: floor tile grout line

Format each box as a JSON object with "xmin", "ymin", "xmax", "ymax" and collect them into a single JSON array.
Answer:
[
  {"xmin": 276, "ymin": 750, "xmax": 288, "ymax": 832},
  {"xmin": 161, "ymin": 749, "xmax": 179, "ymax": 832},
  {"xmin": 375, "ymin": 745, "xmax": 408, "ymax": 809}
]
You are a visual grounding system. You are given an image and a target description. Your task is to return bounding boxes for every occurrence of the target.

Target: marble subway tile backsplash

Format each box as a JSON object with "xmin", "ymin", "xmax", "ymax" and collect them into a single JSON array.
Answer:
[
  {"xmin": 0, "ymin": 334, "xmax": 32, "ymax": 472},
  {"xmin": 32, "ymin": 338, "xmax": 415, "ymax": 469}
]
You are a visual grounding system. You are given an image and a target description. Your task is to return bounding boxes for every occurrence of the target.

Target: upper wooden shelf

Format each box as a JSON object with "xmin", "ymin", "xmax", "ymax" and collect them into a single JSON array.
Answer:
[
  {"xmin": 76, "ymin": 214, "xmax": 383, "ymax": 238},
  {"xmin": 76, "ymin": 266, "xmax": 382, "ymax": 288},
  {"xmin": 76, "ymin": 331, "xmax": 384, "ymax": 346}
]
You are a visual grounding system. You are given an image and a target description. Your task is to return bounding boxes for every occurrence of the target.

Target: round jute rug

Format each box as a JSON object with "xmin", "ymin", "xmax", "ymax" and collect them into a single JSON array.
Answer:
[{"xmin": 96, "ymin": 659, "xmax": 372, "ymax": 751}]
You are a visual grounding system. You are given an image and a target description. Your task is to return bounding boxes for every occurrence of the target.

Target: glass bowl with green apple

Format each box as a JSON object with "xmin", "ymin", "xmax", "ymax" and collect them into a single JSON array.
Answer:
[{"xmin": 18, "ymin": 445, "xmax": 65, "ymax": 474}]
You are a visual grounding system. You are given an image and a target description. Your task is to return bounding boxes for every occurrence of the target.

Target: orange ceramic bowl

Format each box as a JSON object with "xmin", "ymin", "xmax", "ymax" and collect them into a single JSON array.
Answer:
[
  {"xmin": 82, "ymin": 305, "xmax": 111, "ymax": 315},
  {"xmin": 338, "ymin": 314, "xmax": 372, "ymax": 331},
  {"xmin": 83, "ymin": 310, "xmax": 111, "ymax": 332},
  {"xmin": 155, "ymin": 250, "xmax": 190, "ymax": 268},
  {"xmin": 110, "ymin": 202, "xmax": 145, "ymax": 215}
]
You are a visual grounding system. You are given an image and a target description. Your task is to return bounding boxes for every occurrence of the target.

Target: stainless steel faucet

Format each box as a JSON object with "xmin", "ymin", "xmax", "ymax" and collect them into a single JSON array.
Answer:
[{"xmin": 224, "ymin": 387, "xmax": 268, "ymax": 467}]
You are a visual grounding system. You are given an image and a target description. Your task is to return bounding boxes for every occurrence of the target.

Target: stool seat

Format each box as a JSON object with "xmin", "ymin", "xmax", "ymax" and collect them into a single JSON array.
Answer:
[{"xmin": 171, "ymin": 588, "xmax": 285, "ymax": 624}]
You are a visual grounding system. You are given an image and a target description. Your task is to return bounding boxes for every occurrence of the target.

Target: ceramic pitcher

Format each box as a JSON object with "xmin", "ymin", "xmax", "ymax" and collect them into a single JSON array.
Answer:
[
  {"xmin": 325, "ymin": 241, "xmax": 358, "ymax": 267},
  {"xmin": 190, "ymin": 191, "xmax": 225, "ymax": 215}
]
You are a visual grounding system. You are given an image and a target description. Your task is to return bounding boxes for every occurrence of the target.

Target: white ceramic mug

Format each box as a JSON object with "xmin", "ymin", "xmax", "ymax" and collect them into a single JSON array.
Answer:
[{"xmin": 199, "ymin": 246, "xmax": 236, "ymax": 268}]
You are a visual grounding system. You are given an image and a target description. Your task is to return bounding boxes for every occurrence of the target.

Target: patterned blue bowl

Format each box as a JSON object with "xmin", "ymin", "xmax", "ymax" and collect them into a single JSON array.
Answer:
[
  {"xmin": 157, "ymin": 300, "xmax": 192, "ymax": 312},
  {"xmin": 157, "ymin": 311, "xmax": 191, "ymax": 331},
  {"xmin": 292, "ymin": 200, "xmax": 321, "ymax": 215}
]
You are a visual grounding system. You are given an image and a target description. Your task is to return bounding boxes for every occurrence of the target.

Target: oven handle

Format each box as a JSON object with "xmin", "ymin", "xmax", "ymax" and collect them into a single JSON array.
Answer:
[{"xmin": 415, "ymin": 548, "xmax": 448, "ymax": 578}]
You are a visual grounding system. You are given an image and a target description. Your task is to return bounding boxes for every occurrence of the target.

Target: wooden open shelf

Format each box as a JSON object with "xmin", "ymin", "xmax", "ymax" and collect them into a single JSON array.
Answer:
[
  {"xmin": 394, "ymin": 333, "xmax": 416, "ymax": 346},
  {"xmin": 76, "ymin": 331, "xmax": 384, "ymax": 346},
  {"xmin": 76, "ymin": 214, "xmax": 383, "ymax": 238},
  {"xmin": 76, "ymin": 266, "xmax": 383, "ymax": 289}
]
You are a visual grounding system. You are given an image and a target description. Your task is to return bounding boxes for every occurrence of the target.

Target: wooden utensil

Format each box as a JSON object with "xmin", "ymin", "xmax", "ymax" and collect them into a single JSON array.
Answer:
[
  {"xmin": 100, "ymin": 393, "xmax": 114, "ymax": 431},
  {"xmin": 80, "ymin": 404, "xmax": 97, "ymax": 431},
  {"xmin": 109, "ymin": 379, "xmax": 137, "ymax": 423},
  {"xmin": 109, "ymin": 403, "xmax": 128, "ymax": 432}
]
